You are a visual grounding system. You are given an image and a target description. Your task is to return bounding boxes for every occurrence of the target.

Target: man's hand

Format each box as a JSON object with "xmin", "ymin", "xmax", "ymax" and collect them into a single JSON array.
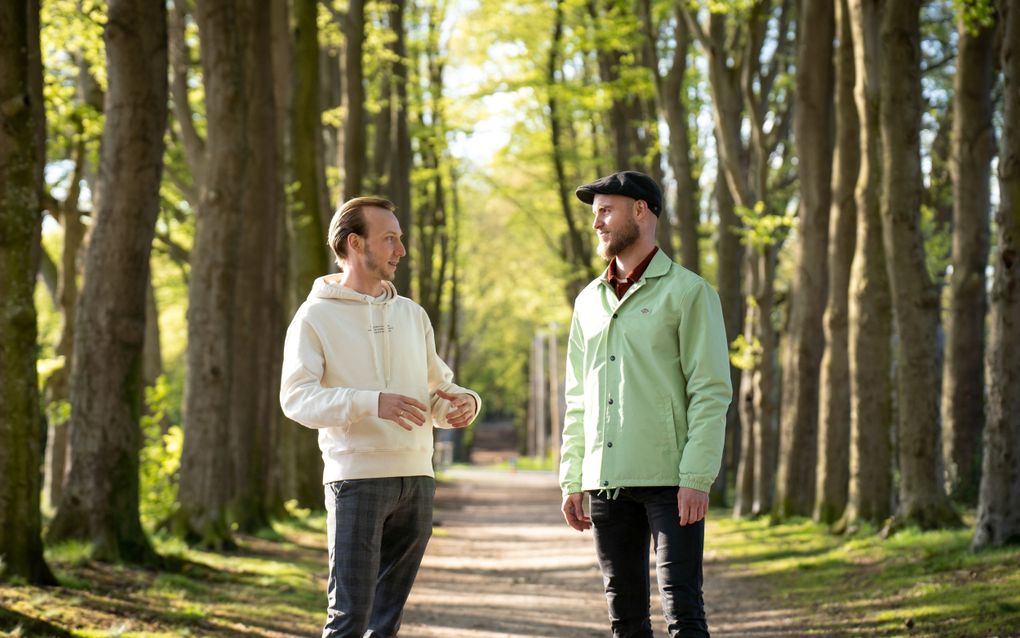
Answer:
[
  {"xmin": 677, "ymin": 487, "xmax": 708, "ymax": 526},
  {"xmin": 435, "ymin": 390, "xmax": 476, "ymax": 428},
  {"xmin": 378, "ymin": 393, "xmax": 427, "ymax": 431},
  {"xmin": 561, "ymin": 492, "xmax": 591, "ymax": 531}
]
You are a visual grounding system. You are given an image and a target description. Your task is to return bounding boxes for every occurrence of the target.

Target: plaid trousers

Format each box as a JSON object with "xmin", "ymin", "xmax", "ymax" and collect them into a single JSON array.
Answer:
[{"xmin": 323, "ymin": 476, "xmax": 435, "ymax": 638}]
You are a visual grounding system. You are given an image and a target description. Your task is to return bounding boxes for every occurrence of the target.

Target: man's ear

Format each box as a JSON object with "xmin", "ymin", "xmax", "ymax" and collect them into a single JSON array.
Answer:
[
  {"xmin": 347, "ymin": 233, "xmax": 362, "ymax": 255},
  {"xmin": 634, "ymin": 199, "xmax": 651, "ymax": 221}
]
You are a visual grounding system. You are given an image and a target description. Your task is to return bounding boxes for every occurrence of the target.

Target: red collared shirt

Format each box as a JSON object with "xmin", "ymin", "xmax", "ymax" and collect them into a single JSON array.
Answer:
[{"xmin": 607, "ymin": 246, "xmax": 659, "ymax": 299}]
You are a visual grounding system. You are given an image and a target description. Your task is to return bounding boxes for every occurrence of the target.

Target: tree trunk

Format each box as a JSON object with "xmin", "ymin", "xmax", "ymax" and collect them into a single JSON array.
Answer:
[
  {"xmin": 942, "ymin": 10, "xmax": 995, "ymax": 506},
  {"xmin": 776, "ymin": 0, "xmax": 835, "ymax": 519},
  {"xmin": 879, "ymin": 0, "xmax": 959, "ymax": 530},
  {"xmin": 47, "ymin": 0, "xmax": 167, "ymax": 564},
  {"xmin": 639, "ymin": 1, "xmax": 698, "ymax": 271},
  {"xmin": 290, "ymin": 0, "xmax": 331, "ymax": 307},
  {"xmin": 178, "ymin": 0, "xmax": 281, "ymax": 546},
  {"xmin": 228, "ymin": 0, "xmax": 281, "ymax": 533},
  {"xmin": 342, "ymin": 0, "xmax": 366, "ymax": 201},
  {"xmin": 390, "ymin": 0, "xmax": 413, "ymax": 294},
  {"xmin": 839, "ymin": 0, "xmax": 893, "ymax": 531},
  {"xmin": 715, "ymin": 173, "xmax": 746, "ymax": 515},
  {"xmin": 973, "ymin": 0, "xmax": 1020, "ymax": 550},
  {"xmin": 44, "ymin": 134, "xmax": 87, "ymax": 510},
  {"xmin": 815, "ymin": 0, "xmax": 859, "ymax": 525},
  {"xmin": 0, "ymin": 0, "xmax": 55, "ymax": 584},
  {"xmin": 549, "ymin": 0, "xmax": 596, "ymax": 295}
]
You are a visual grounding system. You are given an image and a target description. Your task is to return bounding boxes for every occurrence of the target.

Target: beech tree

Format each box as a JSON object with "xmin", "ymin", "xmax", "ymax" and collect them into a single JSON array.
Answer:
[
  {"xmin": 838, "ymin": 0, "xmax": 893, "ymax": 531},
  {"xmin": 176, "ymin": 0, "xmax": 283, "ymax": 545},
  {"xmin": 0, "ymin": 0, "xmax": 54, "ymax": 584},
  {"xmin": 942, "ymin": 5, "xmax": 996, "ymax": 505},
  {"xmin": 879, "ymin": 0, "xmax": 958, "ymax": 529},
  {"xmin": 47, "ymin": 0, "xmax": 168, "ymax": 563},
  {"xmin": 974, "ymin": 0, "xmax": 1020, "ymax": 550},
  {"xmin": 815, "ymin": 0, "xmax": 859, "ymax": 524},
  {"xmin": 776, "ymin": 0, "xmax": 835, "ymax": 519}
]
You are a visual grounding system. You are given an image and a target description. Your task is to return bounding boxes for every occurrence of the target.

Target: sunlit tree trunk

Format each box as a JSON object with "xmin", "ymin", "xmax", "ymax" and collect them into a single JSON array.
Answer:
[
  {"xmin": 815, "ymin": 0, "xmax": 859, "ymax": 525},
  {"xmin": 776, "ymin": 0, "xmax": 835, "ymax": 519},
  {"xmin": 879, "ymin": 0, "xmax": 958, "ymax": 530},
  {"xmin": 974, "ymin": 0, "xmax": 1020, "ymax": 550},
  {"xmin": 942, "ymin": 8, "xmax": 995, "ymax": 506},
  {"xmin": 48, "ymin": 0, "xmax": 167, "ymax": 564},
  {"xmin": 0, "ymin": 0, "xmax": 55, "ymax": 585},
  {"xmin": 838, "ymin": 0, "xmax": 893, "ymax": 531}
]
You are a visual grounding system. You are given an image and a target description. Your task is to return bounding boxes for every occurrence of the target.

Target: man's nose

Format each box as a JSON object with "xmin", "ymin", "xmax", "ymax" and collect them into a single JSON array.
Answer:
[{"xmin": 396, "ymin": 240, "xmax": 406, "ymax": 257}]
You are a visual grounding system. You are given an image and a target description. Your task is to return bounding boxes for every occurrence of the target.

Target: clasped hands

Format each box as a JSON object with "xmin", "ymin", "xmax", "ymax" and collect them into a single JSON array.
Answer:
[{"xmin": 378, "ymin": 390, "xmax": 475, "ymax": 430}]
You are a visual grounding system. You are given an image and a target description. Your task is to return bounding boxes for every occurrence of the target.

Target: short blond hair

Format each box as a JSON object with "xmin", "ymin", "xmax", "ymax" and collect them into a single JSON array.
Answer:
[{"xmin": 327, "ymin": 196, "xmax": 396, "ymax": 266}]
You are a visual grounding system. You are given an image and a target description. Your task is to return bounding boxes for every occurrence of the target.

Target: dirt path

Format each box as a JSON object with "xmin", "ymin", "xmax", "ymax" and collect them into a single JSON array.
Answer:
[{"xmin": 401, "ymin": 468, "xmax": 807, "ymax": 638}]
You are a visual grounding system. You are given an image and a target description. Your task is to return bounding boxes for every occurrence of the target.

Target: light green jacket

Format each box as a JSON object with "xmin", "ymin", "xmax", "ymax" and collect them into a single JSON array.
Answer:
[{"xmin": 559, "ymin": 250, "xmax": 732, "ymax": 495}]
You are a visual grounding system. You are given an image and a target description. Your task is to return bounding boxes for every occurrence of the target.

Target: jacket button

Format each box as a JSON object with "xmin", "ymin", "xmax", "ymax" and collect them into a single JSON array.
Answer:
[
  {"xmin": 608, "ymin": 398, "xmax": 614, "ymax": 405},
  {"xmin": 607, "ymin": 441, "xmax": 613, "ymax": 447},
  {"xmin": 612, "ymin": 313, "xmax": 618, "ymax": 318},
  {"xmin": 610, "ymin": 355, "xmax": 616, "ymax": 361},
  {"xmin": 602, "ymin": 481, "xmax": 609, "ymax": 486}
]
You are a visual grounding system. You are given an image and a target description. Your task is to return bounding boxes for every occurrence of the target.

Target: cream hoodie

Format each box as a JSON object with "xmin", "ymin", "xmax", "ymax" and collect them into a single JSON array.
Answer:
[{"xmin": 280, "ymin": 276, "xmax": 481, "ymax": 483}]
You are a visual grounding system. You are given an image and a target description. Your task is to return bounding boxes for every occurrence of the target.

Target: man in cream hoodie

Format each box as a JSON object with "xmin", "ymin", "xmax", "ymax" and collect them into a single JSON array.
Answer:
[{"xmin": 280, "ymin": 196, "xmax": 480, "ymax": 638}]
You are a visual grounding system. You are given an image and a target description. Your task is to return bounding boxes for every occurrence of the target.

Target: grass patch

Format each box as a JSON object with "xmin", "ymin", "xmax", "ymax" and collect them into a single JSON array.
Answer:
[
  {"xmin": 705, "ymin": 510, "xmax": 1020, "ymax": 637},
  {"xmin": 1, "ymin": 521, "xmax": 324, "ymax": 637}
]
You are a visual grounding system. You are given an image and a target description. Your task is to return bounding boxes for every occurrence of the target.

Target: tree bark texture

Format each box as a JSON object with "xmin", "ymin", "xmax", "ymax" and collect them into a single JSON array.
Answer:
[
  {"xmin": 0, "ymin": 0, "xmax": 55, "ymax": 584},
  {"xmin": 715, "ymin": 173, "xmax": 747, "ymax": 516},
  {"xmin": 228, "ymin": 0, "xmax": 282, "ymax": 533},
  {"xmin": 179, "ymin": 0, "xmax": 283, "ymax": 545},
  {"xmin": 390, "ymin": 0, "xmax": 413, "ymax": 294},
  {"xmin": 879, "ymin": 0, "xmax": 958, "ymax": 529},
  {"xmin": 640, "ymin": 0, "xmax": 699, "ymax": 271},
  {"xmin": 47, "ymin": 0, "xmax": 167, "ymax": 564},
  {"xmin": 342, "ymin": 0, "xmax": 366, "ymax": 201},
  {"xmin": 777, "ymin": 0, "xmax": 835, "ymax": 519},
  {"xmin": 290, "ymin": 0, "xmax": 331, "ymax": 311},
  {"xmin": 974, "ymin": 0, "xmax": 1020, "ymax": 549},
  {"xmin": 841, "ymin": 0, "xmax": 893, "ymax": 529},
  {"xmin": 942, "ymin": 10, "xmax": 995, "ymax": 505},
  {"xmin": 815, "ymin": 0, "xmax": 859, "ymax": 525}
]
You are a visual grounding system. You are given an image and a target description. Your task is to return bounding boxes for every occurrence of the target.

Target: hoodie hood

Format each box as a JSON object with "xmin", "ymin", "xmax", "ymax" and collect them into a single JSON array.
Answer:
[{"xmin": 310, "ymin": 276, "xmax": 397, "ymax": 303}]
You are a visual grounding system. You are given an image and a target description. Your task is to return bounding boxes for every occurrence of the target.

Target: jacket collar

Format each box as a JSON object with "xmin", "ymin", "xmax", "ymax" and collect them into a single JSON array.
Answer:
[{"xmin": 597, "ymin": 249, "xmax": 672, "ymax": 306}]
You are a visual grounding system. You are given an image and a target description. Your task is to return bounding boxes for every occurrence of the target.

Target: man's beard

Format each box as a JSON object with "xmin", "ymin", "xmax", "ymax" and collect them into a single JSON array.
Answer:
[
  {"xmin": 597, "ymin": 216, "xmax": 640, "ymax": 260},
  {"xmin": 364, "ymin": 250, "xmax": 396, "ymax": 281}
]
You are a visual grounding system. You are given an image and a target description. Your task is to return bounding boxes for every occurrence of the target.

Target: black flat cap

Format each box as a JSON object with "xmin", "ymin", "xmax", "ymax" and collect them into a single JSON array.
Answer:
[{"xmin": 575, "ymin": 170, "xmax": 663, "ymax": 216}]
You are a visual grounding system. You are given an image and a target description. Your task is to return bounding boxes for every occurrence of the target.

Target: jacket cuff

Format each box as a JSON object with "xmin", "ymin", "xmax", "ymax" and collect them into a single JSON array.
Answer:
[
  {"xmin": 353, "ymin": 390, "xmax": 381, "ymax": 421},
  {"xmin": 678, "ymin": 476, "xmax": 713, "ymax": 492}
]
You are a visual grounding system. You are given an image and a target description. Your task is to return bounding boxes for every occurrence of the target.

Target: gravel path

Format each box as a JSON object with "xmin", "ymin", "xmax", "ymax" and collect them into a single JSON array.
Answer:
[{"xmin": 400, "ymin": 468, "xmax": 807, "ymax": 638}]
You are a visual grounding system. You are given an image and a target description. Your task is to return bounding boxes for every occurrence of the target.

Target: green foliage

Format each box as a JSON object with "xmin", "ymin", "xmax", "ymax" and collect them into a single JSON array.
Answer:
[
  {"xmin": 953, "ymin": 0, "xmax": 996, "ymax": 34},
  {"xmin": 729, "ymin": 332, "xmax": 760, "ymax": 371},
  {"xmin": 735, "ymin": 201, "xmax": 796, "ymax": 250},
  {"xmin": 139, "ymin": 376, "xmax": 184, "ymax": 530},
  {"xmin": 921, "ymin": 204, "xmax": 952, "ymax": 285}
]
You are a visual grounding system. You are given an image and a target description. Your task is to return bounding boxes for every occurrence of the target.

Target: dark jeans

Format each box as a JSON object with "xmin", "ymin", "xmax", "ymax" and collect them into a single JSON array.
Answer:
[
  {"xmin": 323, "ymin": 476, "xmax": 434, "ymax": 638},
  {"xmin": 590, "ymin": 486, "xmax": 709, "ymax": 638}
]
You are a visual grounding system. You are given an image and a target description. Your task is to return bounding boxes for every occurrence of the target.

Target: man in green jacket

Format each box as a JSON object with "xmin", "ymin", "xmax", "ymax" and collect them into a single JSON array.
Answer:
[{"xmin": 559, "ymin": 171, "xmax": 732, "ymax": 638}]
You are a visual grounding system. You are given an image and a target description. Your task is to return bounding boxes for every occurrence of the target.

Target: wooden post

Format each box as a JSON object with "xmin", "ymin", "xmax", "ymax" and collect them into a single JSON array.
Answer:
[
  {"xmin": 548, "ymin": 326, "xmax": 561, "ymax": 470},
  {"xmin": 534, "ymin": 333, "xmax": 547, "ymax": 461}
]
